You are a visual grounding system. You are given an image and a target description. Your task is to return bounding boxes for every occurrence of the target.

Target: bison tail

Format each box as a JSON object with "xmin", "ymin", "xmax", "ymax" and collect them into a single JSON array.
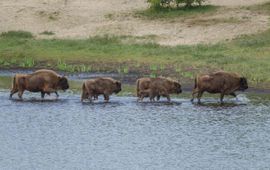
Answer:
[
  {"xmin": 81, "ymin": 82, "xmax": 87, "ymax": 101},
  {"xmin": 82, "ymin": 83, "xmax": 86, "ymax": 99},
  {"xmin": 12, "ymin": 76, "xmax": 16, "ymax": 89},
  {"xmin": 193, "ymin": 76, "xmax": 198, "ymax": 90},
  {"xmin": 82, "ymin": 82, "xmax": 85, "ymax": 90},
  {"xmin": 11, "ymin": 75, "xmax": 18, "ymax": 90},
  {"xmin": 136, "ymin": 79, "xmax": 140, "ymax": 97}
]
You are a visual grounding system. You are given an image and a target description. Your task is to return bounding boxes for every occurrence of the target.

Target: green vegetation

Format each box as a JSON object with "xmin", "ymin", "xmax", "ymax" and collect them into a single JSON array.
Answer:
[
  {"xmin": 0, "ymin": 31, "xmax": 34, "ymax": 39},
  {"xmin": 138, "ymin": 0, "xmax": 217, "ymax": 20},
  {"xmin": 147, "ymin": 0, "xmax": 205, "ymax": 9},
  {"xmin": 0, "ymin": 29, "xmax": 270, "ymax": 88},
  {"xmin": 135, "ymin": 5, "xmax": 218, "ymax": 19},
  {"xmin": 40, "ymin": 31, "xmax": 55, "ymax": 35}
]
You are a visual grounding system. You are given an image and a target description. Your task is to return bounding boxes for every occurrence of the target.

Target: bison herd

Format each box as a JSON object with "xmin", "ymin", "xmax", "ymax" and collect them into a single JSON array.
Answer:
[{"xmin": 9, "ymin": 69, "xmax": 248, "ymax": 104}]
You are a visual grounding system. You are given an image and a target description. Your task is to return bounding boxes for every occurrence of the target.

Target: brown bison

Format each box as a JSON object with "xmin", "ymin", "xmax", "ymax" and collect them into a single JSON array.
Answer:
[
  {"xmin": 81, "ymin": 77, "xmax": 121, "ymax": 102},
  {"xmin": 10, "ymin": 69, "xmax": 69, "ymax": 99},
  {"xmin": 136, "ymin": 77, "xmax": 152, "ymax": 99},
  {"xmin": 191, "ymin": 71, "xmax": 248, "ymax": 103},
  {"xmin": 136, "ymin": 77, "xmax": 182, "ymax": 102}
]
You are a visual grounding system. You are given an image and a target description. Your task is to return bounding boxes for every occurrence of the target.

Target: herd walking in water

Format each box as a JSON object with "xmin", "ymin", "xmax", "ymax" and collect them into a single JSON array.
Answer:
[{"xmin": 9, "ymin": 69, "xmax": 248, "ymax": 104}]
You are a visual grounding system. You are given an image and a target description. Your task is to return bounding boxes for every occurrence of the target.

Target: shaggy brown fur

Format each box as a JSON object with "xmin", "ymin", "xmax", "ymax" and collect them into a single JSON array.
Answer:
[
  {"xmin": 191, "ymin": 71, "xmax": 248, "ymax": 103},
  {"xmin": 81, "ymin": 77, "xmax": 121, "ymax": 102},
  {"xmin": 10, "ymin": 69, "xmax": 69, "ymax": 99},
  {"xmin": 137, "ymin": 77, "xmax": 182, "ymax": 102}
]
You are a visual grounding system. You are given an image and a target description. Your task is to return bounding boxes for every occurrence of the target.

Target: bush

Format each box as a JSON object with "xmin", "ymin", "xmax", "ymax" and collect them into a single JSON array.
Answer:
[
  {"xmin": 0, "ymin": 30, "xmax": 33, "ymax": 39},
  {"xmin": 40, "ymin": 31, "xmax": 55, "ymax": 35},
  {"xmin": 147, "ymin": 0, "xmax": 205, "ymax": 9}
]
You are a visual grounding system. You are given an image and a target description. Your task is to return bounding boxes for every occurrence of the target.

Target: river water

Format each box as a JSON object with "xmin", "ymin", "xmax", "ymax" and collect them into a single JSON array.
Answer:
[{"xmin": 0, "ymin": 73, "xmax": 270, "ymax": 169}]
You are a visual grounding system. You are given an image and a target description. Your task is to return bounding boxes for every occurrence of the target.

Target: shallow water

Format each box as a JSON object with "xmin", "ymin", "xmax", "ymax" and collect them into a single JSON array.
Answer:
[
  {"xmin": 1, "ymin": 72, "xmax": 270, "ymax": 169},
  {"xmin": 1, "ymin": 90, "xmax": 270, "ymax": 169}
]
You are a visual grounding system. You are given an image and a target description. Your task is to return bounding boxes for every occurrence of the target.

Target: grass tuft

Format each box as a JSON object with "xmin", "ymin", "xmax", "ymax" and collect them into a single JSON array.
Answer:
[
  {"xmin": 40, "ymin": 31, "xmax": 55, "ymax": 35},
  {"xmin": 0, "ymin": 31, "xmax": 34, "ymax": 39}
]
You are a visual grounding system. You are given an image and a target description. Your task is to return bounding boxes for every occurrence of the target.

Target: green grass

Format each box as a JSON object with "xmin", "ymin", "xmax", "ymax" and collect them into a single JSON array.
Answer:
[
  {"xmin": 0, "ymin": 31, "xmax": 34, "ymax": 39},
  {"xmin": 135, "ymin": 5, "xmax": 218, "ymax": 19},
  {"xmin": 0, "ymin": 30, "xmax": 270, "ymax": 88}
]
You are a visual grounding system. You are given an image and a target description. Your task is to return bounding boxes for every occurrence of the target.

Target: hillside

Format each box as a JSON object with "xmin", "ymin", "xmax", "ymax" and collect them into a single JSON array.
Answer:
[{"xmin": 0, "ymin": 0, "xmax": 269, "ymax": 45}]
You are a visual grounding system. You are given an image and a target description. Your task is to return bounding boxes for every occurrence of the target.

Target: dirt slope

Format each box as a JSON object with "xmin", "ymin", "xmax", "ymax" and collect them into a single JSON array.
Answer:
[{"xmin": 0, "ymin": 0, "xmax": 269, "ymax": 45}]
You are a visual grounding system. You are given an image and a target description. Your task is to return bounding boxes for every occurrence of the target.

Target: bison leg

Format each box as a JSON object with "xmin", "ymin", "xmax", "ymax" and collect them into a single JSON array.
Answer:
[
  {"xmin": 41, "ymin": 92, "xmax": 45, "ymax": 99},
  {"xmin": 88, "ymin": 94, "xmax": 93, "ymax": 102},
  {"xmin": 136, "ymin": 91, "xmax": 141, "ymax": 102},
  {"xmin": 230, "ymin": 92, "xmax": 237, "ymax": 98},
  {"xmin": 156, "ymin": 95, "xmax": 161, "ymax": 101},
  {"xmin": 18, "ymin": 90, "xmax": 24, "ymax": 99},
  {"xmin": 230, "ymin": 92, "xmax": 239, "ymax": 101},
  {"xmin": 165, "ymin": 95, "xmax": 171, "ymax": 102},
  {"xmin": 197, "ymin": 91, "xmax": 204, "ymax": 104},
  {"xmin": 137, "ymin": 94, "xmax": 145, "ymax": 102},
  {"xmin": 139, "ymin": 94, "xmax": 145, "ymax": 102},
  {"xmin": 138, "ymin": 90, "xmax": 149, "ymax": 102},
  {"xmin": 150, "ymin": 95, "xmax": 156, "ymax": 102},
  {"xmin": 191, "ymin": 88, "xmax": 199, "ymax": 102},
  {"xmin": 10, "ymin": 89, "xmax": 18, "ymax": 99},
  {"xmin": 81, "ymin": 89, "xmax": 89, "ymax": 102},
  {"xmin": 137, "ymin": 91, "xmax": 143, "ymax": 102},
  {"xmin": 55, "ymin": 91, "xmax": 59, "ymax": 98},
  {"xmin": 159, "ymin": 89, "xmax": 170, "ymax": 102},
  {"xmin": 104, "ymin": 94, "xmax": 109, "ymax": 102},
  {"xmin": 81, "ymin": 92, "xmax": 88, "ymax": 102},
  {"xmin": 149, "ymin": 90, "xmax": 157, "ymax": 102},
  {"xmin": 149, "ymin": 94, "xmax": 154, "ymax": 102},
  {"xmin": 89, "ymin": 97, "xmax": 93, "ymax": 102},
  {"xmin": 220, "ymin": 93, "xmax": 225, "ymax": 104}
]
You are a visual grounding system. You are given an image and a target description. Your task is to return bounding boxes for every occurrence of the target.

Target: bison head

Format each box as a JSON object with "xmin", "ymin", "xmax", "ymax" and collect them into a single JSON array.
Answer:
[
  {"xmin": 114, "ymin": 81, "xmax": 122, "ymax": 94},
  {"xmin": 239, "ymin": 77, "xmax": 248, "ymax": 91},
  {"xmin": 174, "ymin": 82, "xmax": 182, "ymax": 94},
  {"xmin": 58, "ymin": 76, "xmax": 69, "ymax": 90}
]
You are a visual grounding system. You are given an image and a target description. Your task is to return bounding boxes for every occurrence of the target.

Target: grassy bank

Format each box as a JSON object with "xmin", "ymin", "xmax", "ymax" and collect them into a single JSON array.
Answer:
[{"xmin": 0, "ymin": 28, "xmax": 270, "ymax": 88}]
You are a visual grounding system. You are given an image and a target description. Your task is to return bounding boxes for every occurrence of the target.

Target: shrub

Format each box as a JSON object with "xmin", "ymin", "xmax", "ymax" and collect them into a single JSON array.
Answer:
[
  {"xmin": 40, "ymin": 31, "xmax": 55, "ymax": 35},
  {"xmin": 0, "ymin": 31, "xmax": 33, "ymax": 39},
  {"xmin": 147, "ymin": 0, "xmax": 205, "ymax": 9}
]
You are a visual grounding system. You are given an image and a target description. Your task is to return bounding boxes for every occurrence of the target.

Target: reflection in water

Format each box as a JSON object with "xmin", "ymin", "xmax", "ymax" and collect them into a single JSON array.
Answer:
[
  {"xmin": 194, "ymin": 102, "xmax": 247, "ymax": 108},
  {"xmin": 1, "ymin": 91, "xmax": 270, "ymax": 169}
]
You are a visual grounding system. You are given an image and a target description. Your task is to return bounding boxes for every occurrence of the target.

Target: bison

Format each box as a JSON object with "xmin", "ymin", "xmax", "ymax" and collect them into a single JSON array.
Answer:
[
  {"xmin": 191, "ymin": 71, "xmax": 248, "ymax": 103},
  {"xmin": 10, "ymin": 69, "xmax": 69, "ymax": 99},
  {"xmin": 81, "ymin": 77, "xmax": 121, "ymax": 102},
  {"xmin": 136, "ymin": 77, "xmax": 182, "ymax": 102},
  {"xmin": 136, "ymin": 77, "xmax": 152, "ymax": 99}
]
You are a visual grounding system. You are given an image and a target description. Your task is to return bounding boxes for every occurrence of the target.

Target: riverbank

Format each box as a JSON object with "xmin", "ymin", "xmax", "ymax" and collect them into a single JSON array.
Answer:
[{"xmin": 1, "ymin": 27, "xmax": 270, "ymax": 89}]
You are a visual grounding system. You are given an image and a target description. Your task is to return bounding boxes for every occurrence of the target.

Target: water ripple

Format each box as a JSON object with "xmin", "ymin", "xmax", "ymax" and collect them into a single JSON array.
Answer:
[{"xmin": 0, "ymin": 92, "xmax": 270, "ymax": 169}]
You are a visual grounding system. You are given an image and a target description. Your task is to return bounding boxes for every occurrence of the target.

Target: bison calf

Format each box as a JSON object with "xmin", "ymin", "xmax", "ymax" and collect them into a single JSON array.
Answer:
[
  {"xmin": 136, "ymin": 77, "xmax": 182, "ymax": 102},
  {"xmin": 10, "ymin": 69, "xmax": 69, "ymax": 99},
  {"xmin": 191, "ymin": 71, "xmax": 248, "ymax": 103},
  {"xmin": 81, "ymin": 77, "xmax": 121, "ymax": 102}
]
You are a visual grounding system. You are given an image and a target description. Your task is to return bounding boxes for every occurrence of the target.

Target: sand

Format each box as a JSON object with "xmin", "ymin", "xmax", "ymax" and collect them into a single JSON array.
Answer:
[{"xmin": 0, "ymin": 0, "xmax": 269, "ymax": 45}]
